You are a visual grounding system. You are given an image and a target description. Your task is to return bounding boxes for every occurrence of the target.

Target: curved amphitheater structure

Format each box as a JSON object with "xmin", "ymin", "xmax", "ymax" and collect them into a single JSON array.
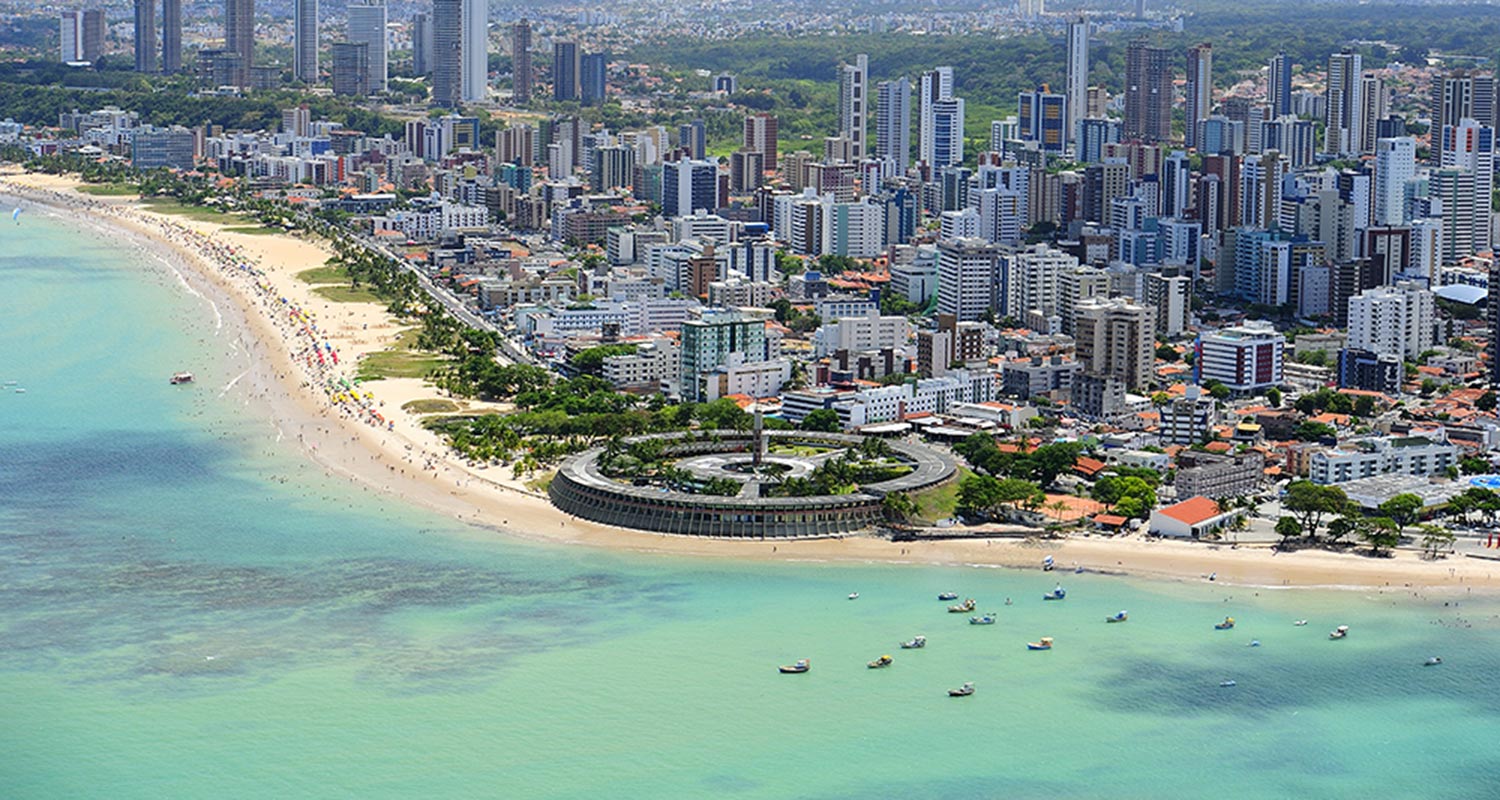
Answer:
[{"xmin": 549, "ymin": 430, "xmax": 959, "ymax": 539}]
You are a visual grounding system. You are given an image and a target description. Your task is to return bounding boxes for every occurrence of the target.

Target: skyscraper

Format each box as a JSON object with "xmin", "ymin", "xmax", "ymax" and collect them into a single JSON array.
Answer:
[
  {"xmin": 1360, "ymin": 74, "xmax": 1388, "ymax": 155},
  {"xmin": 431, "ymin": 0, "xmax": 461, "ymax": 107},
  {"xmin": 874, "ymin": 77, "xmax": 911, "ymax": 172},
  {"xmin": 81, "ymin": 10, "xmax": 105, "ymax": 63},
  {"xmin": 331, "ymin": 42, "xmax": 370, "ymax": 96},
  {"xmin": 1066, "ymin": 17, "xmax": 1088, "ymax": 150},
  {"xmin": 838, "ymin": 54, "xmax": 869, "ymax": 161},
  {"xmin": 743, "ymin": 113, "xmax": 778, "ymax": 175},
  {"xmin": 347, "ymin": 1, "xmax": 387, "ymax": 94},
  {"xmin": 1267, "ymin": 52, "xmax": 1293, "ymax": 117},
  {"xmin": 553, "ymin": 41, "xmax": 579, "ymax": 101},
  {"xmin": 1124, "ymin": 40, "xmax": 1171, "ymax": 143},
  {"xmin": 928, "ymin": 97, "xmax": 965, "ymax": 167},
  {"xmin": 581, "ymin": 52, "xmax": 607, "ymax": 105},
  {"xmin": 919, "ymin": 67, "xmax": 953, "ymax": 166},
  {"xmin": 460, "ymin": 0, "xmax": 485, "ymax": 102},
  {"xmin": 224, "ymin": 0, "xmax": 254, "ymax": 86},
  {"xmin": 293, "ymin": 0, "xmax": 317, "ymax": 83},
  {"xmin": 1436, "ymin": 117, "xmax": 1495, "ymax": 259},
  {"xmin": 1018, "ymin": 88, "xmax": 1067, "ymax": 154},
  {"xmin": 1185, "ymin": 43, "xmax": 1212, "ymax": 150},
  {"xmin": 1372, "ymin": 136, "xmax": 1415, "ymax": 227},
  {"xmin": 1431, "ymin": 71, "xmax": 1497, "ymax": 131},
  {"xmin": 412, "ymin": 13, "xmax": 431, "ymax": 76},
  {"xmin": 1323, "ymin": 48, "xmax": 1364, "ymax": 156},
  {"xmin": 134, "ymin": 0, "xmax": 156, "ymax": 73},
  {"xmin": 663, "ymin": 159, "xmax": 718, "ymax": 218},
  {"xmin": 510, "ymin": 19, "xmax": 532, "ymax": 103},
  {"xmin": 60, "ymin": 12, "xmax": 82, "ymax": 62},
  {"xmin": 161, "ymin": 0, "xmax": 181, "ymax": 73}
]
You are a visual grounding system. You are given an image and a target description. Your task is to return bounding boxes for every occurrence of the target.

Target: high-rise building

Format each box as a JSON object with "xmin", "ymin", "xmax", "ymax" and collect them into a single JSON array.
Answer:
[
  {"xmin": 1075, "ymin": 297, "xmax": 1156, "ymax": 391},
  {"xmin": 460, "ymin": 0, "xmax": 485, "ymax": 102},
  {"xmin": 80, "ymin": 9, "xmax": 105, "ymax": 63},
  {"xmin": 510, "ymin": 19, "xmax": 531, "ymax": 103},
  {"xmin": 1124, "ymin": 40, "xmax": 1172, "ymax": 143},
  {"xmin": 581, "ymin": 52, "xmax": 607, "ymax": 105},
  {"xmin": 919, "ymin": 67, "xmax": 953, "ymax": 166},
  {"xmin": 134, "ymin": 0, "xmax": 156, "ymax": 72},
  {"xmin": 1195, "ymin": 321, "xmax": 1283, "ymax": 392},
  {"xmin": 412, "ymin": 13, "xmax": 431, "ymax": 76},
  {"xmin": 553, "ymin": 41, "xmax": 579, "ymax": 101},
  {"xmin": 1347, "ymin": 282, "xmax": 1437, "ymax": 360},
  {"xmin": 1435, "ymin": 118, "xmax": 1496, "ymax": 261},
  {"xmin": 1185, "ymin": 43, "xmax": 1212, "ymax": 150},
  {"xmin": 1066, "ymin": 17, "xmax": 1089, "ymax": 150},
  {"xmin": 1431, "ymin": 70, "xmax": 1497, "ymax": 132},
  {"xmin": 678, "ymin": 119, "xmax": 706, "ymax": 161},
  {"xmin": 1258, "ymin": 116, "xmax": 1316, "ymax": 167},
  {"xmin": 431, "ymin": 0, "xmax": 461, "ymax": 107},
  {"xmin": 679, "ymin": 316, "xmax": 767, "ymax": 403},
  {"xmin": 1373, "ymin": 137, "xmax": 1415, "ymax": 227},
  {"xmin": 224, "ymin": 0, "xmax": 254, "ymax": 86},
  {"xmin": 331, "ymin": 41, "xmax": 370, "ymax": 96},
  {"xmin": 838, "ymin": 54, "xmax": 869, "ymax": 161},
  {"xmin": 1267, "ymin": 52, "xmax": 1293, "ymax": 117},
  {"xmin": 1018, "ymin": 88, "xmax": 1067, "ymax": 154},
  {"xmin": 161, "ymin": 0, "xmax": 181, "ymax": 73},
  {"xmin": 927, "ymin": 97, "xmax": 965, "ymax": 167},
  {"xmin": 663, "ymin": 159, "xmax": 718, "ymax": 218},
  {"xmin": 60, "ymin": 12, "xmax": 82, "ymax": 62},
  {"xmin": 1323, "ymin": 49, "xmax": 1364, "ymax": 156},
  {"xmin": 874, "ymin": 77, "xmax": 910, "ymax": 172},
  {"xmin": 936, "ymin": 239, "xmax": 1004, "ymax": 322},
  {"xmin": 743, "ymin": 113, "xmax": 778, "ymax": 176},
  {"xmin": 293, "ymin": 0, "xmax": 317, "ymax": 83},
  {"xmin": 347, "ymin": 1, "xmax": 387, "ymax": 94}
]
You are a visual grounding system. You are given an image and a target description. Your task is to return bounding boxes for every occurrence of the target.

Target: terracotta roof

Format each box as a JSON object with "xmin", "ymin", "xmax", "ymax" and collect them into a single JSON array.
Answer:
[
  {"xmin": 1093, "ymin": 514, "xmax": 1129, "ymax": 527},
  {"xmin": 1205, "ymin": 441, "xmax": 1234, "ymax": 453},
  {"xmin": 1157, "ymin": 496, "xmax": 1223, "ymax": 526},
  {"xmin": 1074, "ymin": 456, "xmax": 1107, "ymax": 476}
]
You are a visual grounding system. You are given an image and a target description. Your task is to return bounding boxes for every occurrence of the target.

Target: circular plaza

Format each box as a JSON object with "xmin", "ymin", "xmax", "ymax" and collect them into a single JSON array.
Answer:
[{"xmin": 548, "ymin": 430, "xmax": 958, "ymax": 538}]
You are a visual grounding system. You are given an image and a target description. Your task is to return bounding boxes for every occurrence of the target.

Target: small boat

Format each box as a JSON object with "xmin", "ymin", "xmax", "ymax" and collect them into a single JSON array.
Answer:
[
  {"xmin": 1214, "ymin": 617, "xmax": 1236, "ymax": 630},
  {"xmin": 948, "ymin": 681, "xmax": 975, "ymax": 697},
  {"xmin": 779, "ymin": 659, "xmax": 810, "ymax": 674},
  {"xmin": 1424, "ymin": 657, "xmax": 1443, "ymax": 666},
  {"xmin": 1219, "ymin": 680, "xmax": 1237, "ymax": 687},
  {"xmin": 1042, "ymin": 555, "xmax": 1055, "ymax": 572},
  {"xmin": 1248, "ymin": 640, "xmax": 1261, "ymax": 647},
  {"xmin": 937, "ymin": 592, "xmax": 959, "ymax": 601},
  {"xmin": 1106, "ymin": 611, "xmax": 1128, "ymax": 623},
  {"xmin": 170, "ymin": 372, "xmax": 194, "ymax": 385},
  {"xmin": 1074, "ymin": 566, "xmax": 1085, "ymax": 574},
  {"xmin": 1043, "ymin": 586, "xmax": 1067, "ymax": 601},
  {"xmin": 1329, "ymin": 625, "xmax": 1349, "ymax": 640},
  {"xmin": 867, "ymin": 655, "xmax": 893, "ymax": 669},
  {"xmin": 970, "ymin": 614, "xmax": 996, "ymax": 625},
  {"xmin": 947, "ymin": 598, "xmax": 976, "ymax": 613},
  {"xmin": 14, "ymin": 388, "xmax": 25, "ymax": 394},
  {"xmin": 900, "ymin": 635, "xmax": 927, "ymax": 649},
  {"xmin": 1293, "ymin": 620, "xmax": 1308, "ymax": 627},
  {"xmin": 848, "ymin": 592, "xmax": 860, "ymax": 600},
  {"xmin": 1027, "ymin": 637, "xmax": 1054, "ymax": 651}
]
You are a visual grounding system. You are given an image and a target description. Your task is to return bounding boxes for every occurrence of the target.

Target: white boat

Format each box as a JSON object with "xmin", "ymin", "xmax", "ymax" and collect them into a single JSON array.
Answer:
[
  {"xmin": 1106, "ymin": 611, "xmax": 1128, "ymax": 623},
  {"xmin": 1293, "ymin": 620, "xmax": 1308, "ymax": 626},
  {"xmin": 1424, "ymin": 657, "xmax": 1443, "ymax": 666},
  {"xmin": 900, "ymin": 635, "xmax": 927, "ymax": 649},
  {"xmin": 1219, "ymin": 680, "xmax": 1237, "ymax": 687},
  {"xmin": 13, "ymin": 388, "xmax": 25, "ymax": 394},
  {"xmin": 848, "ymin": 592, "xmax": 860, "ymax": 600},
  {"xmin": 948, "ymin": 681, "xmax": 975, "ymax": 697},
  {"xmin": 970, "ymin": 614, "xmax": 996, "ymax": 625},
  {"xmin": 170, "ymin": 372, "xmax": 195, "ymax": 385},
  {"xmin": 1329, "ymin": 625, "xmax": 1349, "ymax": 640},
  {"xmin": 1248, "ymin": 640, "xmax": 1261, "ymax": 647}
]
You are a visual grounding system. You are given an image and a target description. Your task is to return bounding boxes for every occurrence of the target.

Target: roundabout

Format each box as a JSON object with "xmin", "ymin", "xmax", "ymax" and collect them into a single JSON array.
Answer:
[{"xmin": 548, "ymin": 428, "xmax": 959, "ymax": 538}]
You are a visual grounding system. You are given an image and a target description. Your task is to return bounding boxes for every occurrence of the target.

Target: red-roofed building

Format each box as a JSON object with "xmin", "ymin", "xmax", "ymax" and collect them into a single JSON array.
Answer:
[{"xmin": 1148, "ymin": 496, "xmax": 1240, "ymax": 539}]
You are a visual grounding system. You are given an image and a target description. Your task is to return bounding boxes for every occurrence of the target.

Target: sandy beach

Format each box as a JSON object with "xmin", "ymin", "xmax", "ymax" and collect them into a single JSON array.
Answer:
[{"xmin": 5, "ymin": 168, "xmax": 1497, "ymax": 595}]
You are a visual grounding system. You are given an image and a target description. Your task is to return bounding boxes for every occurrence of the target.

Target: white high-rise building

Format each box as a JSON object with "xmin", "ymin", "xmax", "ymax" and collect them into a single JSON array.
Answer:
[
  {"xmin": 1372, "ymin": 137, "xmax": 1415, "ymax": 227},
  {"xmin": 838, "ymin": 54, "xmax": 869, "ymax": 161},
  {"xmin": 1323, "ymin": 49, "xmax": 1364, "ymax": 156},
  {"xmin": 347, "ymin": 1, "xmax": 388, "ymax": 94},
  {"xmin": 936, "ymin": 238, "xmax": 1003, "ymax": 321},
  {"xmin": 460, "ymin": 0, "xmax": 486, "ymax": 101},
  {"xmin": 1347, "ymin": 282, "xmax": 1437, "ymax": 360},
  {"xmin": 1436, "ymin": 118, "xmax": 1496, "ymax": 260},
  {"xmin": 999, "ymin": 244, "xmax": 1075, "ymax": 319},
  {"xmin": 919, "ymin": 67, "xmax": 954, "ymax": 165},
  {"xmin": 60, "ymin": 11, "xmax": 82, "ymax": 62},
  {"xmin": 1065, "ymin": 17, "xmax": 1088, "ymax": 149},
  {"xmin": 973, "ymin": 188, "xmax": 1024, "ymax": 248},
  {"xmin": 927, "ymin": 98, "xmax": 965, "ymax": 168},
  {"xmin": 874, "ymin": 77, "xmax": 911, "ymax": 172}
]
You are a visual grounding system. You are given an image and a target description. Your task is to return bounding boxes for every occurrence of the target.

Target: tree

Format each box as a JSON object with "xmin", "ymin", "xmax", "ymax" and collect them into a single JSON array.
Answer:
[
  {"xmin": 800, "ymin": 408, "xmax": 841, "ymax": 432},
  {"xmin": 1156, "ymin": 344, "xmax": 1179, "ymax": 362},
  {"xmin": 1030, "ymin": 442, "xmax": 1081, "ymax": 487},
  {"xmin": 1325, "ymin": 515, "xmax": 1360, "ymax": 545},
  {"xmin": 1275, "ymin": 516, "xmax": 1303, "ymax": 543},
  {"xmin": 1460, "ymin": 456, "xmax": 1491, "ymax": 475},
  {"xmin": 1419, "ymin": 524, "xmax": 1456, "ymax": 558},
  {"xmin": 1295, "ymin": 421, "xmax": 1338, "ymax": 441},
  {"xmin": 1378, "ymin": 493, "xmax": 1424, "ymax": 535},
  {"xmin": 1265, "ymin": 387, "xmax": 1282, "ymax": 408},
  {"xmin": 697, "ymin": 398, "xmax": 750, "ymax": 431},
  {"xmin": 1478, "ymin": 390, "xmax": 1497, "ymax": 412},
  {"xmin": 1283, "ymin": 481, "xmax": 1348, "ymax": 541},
  {"xmin": 1353, "ymin": 395, "xmax": 1377, "ymax": 417},
  {"xmin": 1206, "ymin": 381, "xmax": 1232, "ymax": 400},
  {"xmin": 1361, "ymin": 517, "xmax": 1400, "ymax": 556},
  {"xmin": 881, "ymin": 491, "xmax": 920, "ymax": 523}
]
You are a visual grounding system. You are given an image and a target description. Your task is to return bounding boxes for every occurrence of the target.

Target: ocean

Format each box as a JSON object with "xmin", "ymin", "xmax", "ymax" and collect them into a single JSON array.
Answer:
[{"xmin": 3, "ymin": 201, "xmax": 1499, "ymax": 799}]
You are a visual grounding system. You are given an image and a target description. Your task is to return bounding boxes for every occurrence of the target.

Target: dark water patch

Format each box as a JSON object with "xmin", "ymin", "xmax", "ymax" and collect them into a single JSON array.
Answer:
[{"xmin": 0, "ymin": 430, "xmax": 223, "ymax": 507}]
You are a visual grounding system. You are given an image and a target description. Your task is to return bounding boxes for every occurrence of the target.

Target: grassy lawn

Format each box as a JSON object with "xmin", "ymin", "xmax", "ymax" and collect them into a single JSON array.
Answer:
[
  {"xmin": 140, "ymin": 197, "xmax": 248, "ymax": 224},
  {"xmin": 77, "ymin": 183, "xmax": 139, "ymax": 196},
  {"xmin": 296, "ymin": 266, "xmax": 348, "ymax": 284},
  {"xmin": 402, "ymin": 398, "xmax": 461, "ymax": 413},
  {"xmin": 222, "ymin": 225, "xmax": 280, "ymax": 235},
  {"xmin": 312, "ymin": 284, "xmax": 385, "ymax": 304},
  {"xmin": 910, "ymin": 466, "xmax": 974, "ymax": 524},
  {"xmin": 357, "ymin": 330, "xmax": 449, "ymax": 381},
  {"xmin": 768, "ymin": 444, "xmax": 837, "ymax": 457},
  {"xmin": 525, "ymin": 471, "xmax": 555, "ymax": 494}
]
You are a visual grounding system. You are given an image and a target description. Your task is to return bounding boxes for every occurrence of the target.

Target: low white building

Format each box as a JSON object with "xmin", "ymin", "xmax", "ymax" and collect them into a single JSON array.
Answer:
[
  {"xmin": 602, "ymin": 340, "xmax": 680, "ymax": 392},
  {"xmin": 1148, "ymin": 496, "xmax": 1240, "ymax": 539},
  {"xmin": 1309, "ymin": 435, "xmax": 1461, "ymax": 485}
]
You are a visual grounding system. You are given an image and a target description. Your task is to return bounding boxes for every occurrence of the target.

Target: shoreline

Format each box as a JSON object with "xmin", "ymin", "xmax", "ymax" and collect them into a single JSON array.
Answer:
[{"xmin": 5, "ymin": 170, "xmax": 1498, "ymax": 595}]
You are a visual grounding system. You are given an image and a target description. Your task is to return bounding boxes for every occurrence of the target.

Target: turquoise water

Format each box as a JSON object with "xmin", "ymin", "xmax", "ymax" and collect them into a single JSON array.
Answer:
[{"xmin": 4, "ymin": 205, "xmax": 1500, "ymax": 799}]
